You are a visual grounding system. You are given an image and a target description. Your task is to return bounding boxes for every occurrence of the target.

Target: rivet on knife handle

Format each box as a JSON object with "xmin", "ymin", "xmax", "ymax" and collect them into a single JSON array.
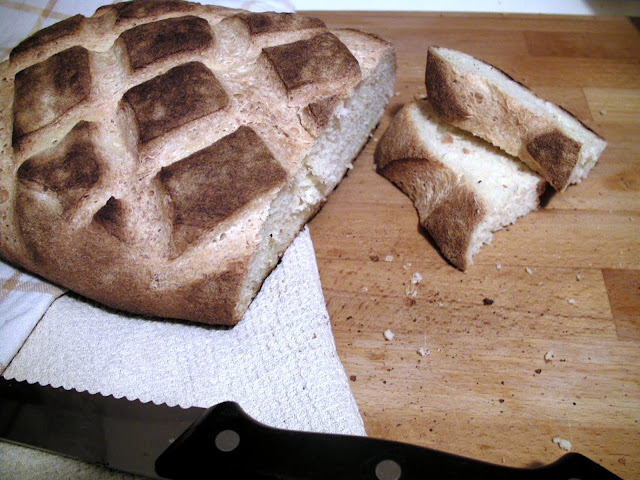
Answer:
[{"xmin": 155, "ymin": 402, "xmax": 624, "ymax": 480}]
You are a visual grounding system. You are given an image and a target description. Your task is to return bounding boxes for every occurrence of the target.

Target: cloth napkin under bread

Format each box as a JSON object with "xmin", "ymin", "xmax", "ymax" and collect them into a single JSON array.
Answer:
[
  {"xmin": 1, "ymin": 227, "xmax": 366, "ymax": 478},
  {"xmin": 0, "ymin": 1, "xmax": 366, "ymax": 477}
]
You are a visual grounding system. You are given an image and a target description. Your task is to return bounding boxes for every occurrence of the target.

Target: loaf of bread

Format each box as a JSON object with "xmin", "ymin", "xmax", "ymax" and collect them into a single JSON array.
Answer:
[
  {"xmin": 0, "ymin": 0, "xmax": 396, "ymax": 325},
  {"xmin": 375, "ymin": 99, "xmax": 545, "ymax": 270},
  {"xmin": 426, "ymin": 46, "xmax": 606, "ymax": 191}
]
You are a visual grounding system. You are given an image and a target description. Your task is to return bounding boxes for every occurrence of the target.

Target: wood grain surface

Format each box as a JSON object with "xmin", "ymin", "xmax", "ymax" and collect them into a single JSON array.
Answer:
[{"xmin": 304, "ymin": 11, "xmax": 640, "ymax": 479}]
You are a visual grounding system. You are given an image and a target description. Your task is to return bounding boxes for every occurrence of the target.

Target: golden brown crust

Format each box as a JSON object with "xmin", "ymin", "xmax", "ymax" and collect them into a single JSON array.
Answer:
[
  {"xmin": 299, "ymin": 95, "xmax": 341, "ymax": 136},
  {"xmin": 122, "ymin": 62, "xmax": 229, "ymax": 144},
  {"xmin": 93, "ymin": 197, "xmax": 131, "ymax": 243},
  {"xmin": 121, "ymin": 16, "xmax": 213, "ymax": 70},
  {"xmin": 112, "ymin": 0, "xmax": 198, "ymax": 24},
  {"xmin": 16, "ymin": 121, "xmax": 103, "ymax": 212},
  {"xmin": 379, "ymin": 158, "xmax": 484, "ymax": 270},
  {"xmin": 425, "ymin": 49, "xmax": 469, "ymax": 122},
  {"xmin": 159, "ymin": 126, "xmax": 288, "ymax": 257},
  {"xmin": 0, "ymin": 0, "xmax": 395, "ymax": 325},
  {"xmin": 425, "ymin": 46, "xmax": 606, "ymax": 192},
  {"xmin": 375, "ymin": 103, "xmax": 486, "ymax": 270},
  {"xmin": 13, "ymin": 47, "xmax": 91, "ymax": 145},
  {"xmin": 10, "ymin": 15, "xmax": 84, "ymax": 59},
  {"xmin": 526, "ymin": 129, "xmax": 580, "ymax": 190},
  {"xmin": 236, "ymin": 11, "xmax": 325, "ymax": 36},
  {"xmin": 263, "ymin": 32, "xmax": 361, "ymax": 105}
]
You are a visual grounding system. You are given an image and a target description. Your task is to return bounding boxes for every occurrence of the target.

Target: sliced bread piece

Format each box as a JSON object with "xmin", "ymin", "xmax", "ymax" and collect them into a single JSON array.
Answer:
[
  {"xmin": 374, "ymin": 99, "xmax": 546, "ymax": 270},
  {"xmin": 426, "ymin": 46, "xmax": 606, "ymax": 192}
]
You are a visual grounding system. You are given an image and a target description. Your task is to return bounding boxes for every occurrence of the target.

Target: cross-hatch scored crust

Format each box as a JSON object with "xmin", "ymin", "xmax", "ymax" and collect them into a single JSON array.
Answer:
[
  {"xmin": 5, "ymin": 2, "xmax": 362, "ymax": 261},
  {"xmin": 0, "ymin": 0, "xmax": 390, "ymax": 325}
]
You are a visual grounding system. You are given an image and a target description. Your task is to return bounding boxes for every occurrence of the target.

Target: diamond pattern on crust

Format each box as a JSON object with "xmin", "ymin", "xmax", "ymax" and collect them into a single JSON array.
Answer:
[
  {"xmin": 12, "ymin": 46, "xmax": 91, "ymax": 144},
  {"xmin": 16, "ymin": 121, "xmax": 102, "ymax": 212},
  {"xmin": 123, "ymin": 61, "xmax": 229, "ymax": 144},
  {"xmin": 121, "ymin": 16, "xmax": 214, "ymax": 70},
  {"xmin": 158, "ymin": 126, "xmax": 287, "ymax": 256}
]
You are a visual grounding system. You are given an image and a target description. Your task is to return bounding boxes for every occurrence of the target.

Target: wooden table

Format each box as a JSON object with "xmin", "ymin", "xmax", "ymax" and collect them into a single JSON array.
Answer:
[{"xmin": 305, "ymin": 11, "xmax": 640, "ymax": 479}]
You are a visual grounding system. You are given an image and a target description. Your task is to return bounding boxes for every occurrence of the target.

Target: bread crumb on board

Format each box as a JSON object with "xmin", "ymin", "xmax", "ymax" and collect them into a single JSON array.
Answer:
[
  {"xmin": 384, "ymin": 329, "xmax": 395, "ymax": 341},
  {"xmin": 418, "ymin": 346, "xmax": 431, "ymax": 357},
  {"xmin": 544, "ymin": 350, "xmax": 554, "ymax": 362},
  {"xmin": 525, "ymin": 267, "xmax": 533, "ymax": 275},
  {"xmin": 553, "ymin": 437, "xmax": 572, "ymax": 451},
  {"xmin": 568, "ymin": 298, "xmax": 576, "ymax": 305},
  {"xmin": 411, "ymin": 272, "xmax": 423, "ymax": 284},
  {"xmin": 384, "ymin": 255, "xmax": 394, "ymax": 262}
]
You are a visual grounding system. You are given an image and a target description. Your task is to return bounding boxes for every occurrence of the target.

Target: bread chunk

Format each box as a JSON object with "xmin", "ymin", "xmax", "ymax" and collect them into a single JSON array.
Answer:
[
  {"xmin": 0, "ymin": 0, "xmax": 397, "ymax": 325},
  {"xmin": 426, "ymin": 46, "xmax": 606, "ymax": 191},
  {"xmin": 375, "ymin": 100, "xmax": 545, "ymax": 270}
]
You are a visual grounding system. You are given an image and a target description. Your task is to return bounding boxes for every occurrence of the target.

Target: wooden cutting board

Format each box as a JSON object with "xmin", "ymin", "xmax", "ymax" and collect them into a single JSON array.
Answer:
[{"xmin": 305, "ymin": 11, "xmax": 640, "ymax": 479}]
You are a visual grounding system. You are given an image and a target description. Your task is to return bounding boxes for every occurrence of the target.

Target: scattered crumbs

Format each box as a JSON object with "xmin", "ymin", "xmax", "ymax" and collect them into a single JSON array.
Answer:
[
  {"xmin": 384, "ymin": 255, "xmax": 394, "ymax": 262},
  {"xmin": 576, "ymin": 273, "xmax": 582, "ymax": 281},
  {"xmin": 384, "ymin": 329, "xmax": 395, "ymax": 341},
  {"xmin": 525, "ymin": 267, "xmax": 533, "ymax": 275},
  {"xmin": 418, "ymin": 347, "xmax": 431, "ymax": 357},
  {"xmin": 438, "ymin": 302, "xmax": 445, "ymax": 307},
  {"xmin": 496, "ymin": 263, "xmax": 502, "ymax": 270},
  {"xmin": 483, "ymin": 297, "xmax": 494, "ymax": 306},
  {"xmin": 442, "ymin": 133, "xmax": 454, "ymax": 144},
  {"xmin": 568, "ymin": 298, "xmax": 576, "ymax": 305},
  {"xmin": 544, "ymin": 351, "xmax": 554, "ymax": 363},
  {"xmin": 349, "ymin": 375, "xmax": 357, "ymax": 382},
  {"xmin": 369, "ymin": 254, "xmax": 379, "ymax": 262},
  {"xmin": 599, "ymin": 109, "xmax": 607, "ymax": 116},
  {"xmin": 394, "ymin": 91, "xmax": 400, "ymax": 96},
  {"xmin": 553, "ymin": 437, "xmax": 572, "ymax": 451},
  {"xmin": 411, "ymin": 272, "xmax": 423, "ymax": 284},
  {"xmin": 535, "ymin": 368, "xmax": 542, "ymax": 374},
  {"xmin": 361, "ymin": 286, "xmax": 369, "ymax": 293},
  {"xmin": 498, "ymin": 398, "xmax": 505, "ymax": 403}
]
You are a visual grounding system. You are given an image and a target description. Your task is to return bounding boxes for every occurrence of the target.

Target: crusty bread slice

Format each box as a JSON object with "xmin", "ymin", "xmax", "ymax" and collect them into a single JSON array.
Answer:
[
  {"xmin": 0, "ymin": 1, "xmax": 396, "ymax": 325},
  {"xmin": 375, "ymin": 99, "xmax": 545, "ymax": 270},
  {"xmin": 426, "ymin": 46, "xmax": 606, "ymax": 192}
]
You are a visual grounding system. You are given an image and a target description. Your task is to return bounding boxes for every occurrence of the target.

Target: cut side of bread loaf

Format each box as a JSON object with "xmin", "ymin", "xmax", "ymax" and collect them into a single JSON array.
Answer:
[
  {"xmin": 426, "ymin": 46, "xmax": 606, "ymax": 192},
  {"xmin": 0, "ymin": 1, "xmax": 396, "ymax": 325},
  {"xmin": 375, "ymin": 99, "xmax": 545, "ymax": 270}
]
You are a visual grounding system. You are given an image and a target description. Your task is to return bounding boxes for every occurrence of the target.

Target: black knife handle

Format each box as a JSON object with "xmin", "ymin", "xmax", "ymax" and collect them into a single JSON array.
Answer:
[{"xmin": 155, "ymin": 402, "xmax": 623, "ymax": 480}]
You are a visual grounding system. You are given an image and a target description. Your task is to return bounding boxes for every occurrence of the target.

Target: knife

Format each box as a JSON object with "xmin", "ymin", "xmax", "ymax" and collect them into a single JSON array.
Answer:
[{"xmin": 0, "ymin": 377, "xmax": 623, "ymax": 480}]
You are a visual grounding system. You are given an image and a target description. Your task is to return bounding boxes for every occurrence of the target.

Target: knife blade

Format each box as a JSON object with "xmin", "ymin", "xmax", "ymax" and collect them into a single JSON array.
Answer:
[{"xmin": 0, "ymin": 377, "xmax": 624, "ymax": 480}]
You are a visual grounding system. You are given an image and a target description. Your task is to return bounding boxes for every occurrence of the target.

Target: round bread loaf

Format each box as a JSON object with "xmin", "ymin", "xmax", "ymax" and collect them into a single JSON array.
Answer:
[{"xmin": 0, "ymin": 0, "xmax": 397, "ymax": 325}]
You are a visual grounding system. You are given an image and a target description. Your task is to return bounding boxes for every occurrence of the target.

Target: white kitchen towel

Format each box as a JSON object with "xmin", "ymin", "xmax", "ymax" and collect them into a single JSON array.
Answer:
[
  {"xmin": 0, "ymin": 263, "xmax": 66, "ymax": 373},
  {"xmin": 1, "ymin": 227, "xmax": 367, "ymax": 479}
]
